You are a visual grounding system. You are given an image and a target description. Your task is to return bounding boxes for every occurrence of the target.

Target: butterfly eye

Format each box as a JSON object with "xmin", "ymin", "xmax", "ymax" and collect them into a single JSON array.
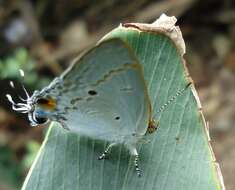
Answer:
[{"xmin": 32, "ymin": 112, "xmax": 48, "ymax": 125}]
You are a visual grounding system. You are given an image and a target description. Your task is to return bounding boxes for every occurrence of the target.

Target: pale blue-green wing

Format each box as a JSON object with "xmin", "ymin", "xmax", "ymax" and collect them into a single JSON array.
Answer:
[{"xmin": 43, "ymin": 39, "xmax": 151, "ymax": 140}]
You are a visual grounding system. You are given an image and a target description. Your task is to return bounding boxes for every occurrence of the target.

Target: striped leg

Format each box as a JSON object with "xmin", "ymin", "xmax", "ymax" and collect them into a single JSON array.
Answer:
[
  {"xmin": 129, "ymin": 147, "xmax": 141, "ymax": 177},
  {"xmin": 98, "ymin": 143, "xmax": 116, "ymax": 160},
  {"xmin": 134, "ymin": 154, "xmax": 141, "ymax": 177}
]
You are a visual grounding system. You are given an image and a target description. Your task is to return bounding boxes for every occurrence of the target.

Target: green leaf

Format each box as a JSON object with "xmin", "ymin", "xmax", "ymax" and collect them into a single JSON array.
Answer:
[{"xmin": 22, "ymin": 16, "xmax": 223, "ymax": 190}]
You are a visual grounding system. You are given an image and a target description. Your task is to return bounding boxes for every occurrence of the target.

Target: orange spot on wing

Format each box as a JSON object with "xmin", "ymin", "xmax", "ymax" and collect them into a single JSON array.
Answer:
[{"xmin": 37, "ymin": 97, "xmax": 57, "ymax": 110}]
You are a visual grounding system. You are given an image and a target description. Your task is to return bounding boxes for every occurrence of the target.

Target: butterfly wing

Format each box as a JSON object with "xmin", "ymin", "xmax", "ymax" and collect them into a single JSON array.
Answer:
[{"xmin": 40, "ymin": 39, "xmax": 151, "ymax": 142}]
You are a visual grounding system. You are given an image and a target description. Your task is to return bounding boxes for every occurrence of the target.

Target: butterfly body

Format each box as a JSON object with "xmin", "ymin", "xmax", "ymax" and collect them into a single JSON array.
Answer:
[{"xmin": 7, "ymin": 39, "xmax": 152, "ymax": 177}]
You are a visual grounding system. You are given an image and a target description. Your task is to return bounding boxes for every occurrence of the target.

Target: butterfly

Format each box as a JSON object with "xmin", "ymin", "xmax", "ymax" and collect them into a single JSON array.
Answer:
[{"xmin": 6, "ymin": 39, "xmax": 157, "ymax": 177}]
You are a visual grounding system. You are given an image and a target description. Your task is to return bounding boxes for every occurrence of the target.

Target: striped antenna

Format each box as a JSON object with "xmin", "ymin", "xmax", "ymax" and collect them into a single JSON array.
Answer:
[{"xmin": 154, "ymin": 82, "xmax": 192, "ymax": 117}]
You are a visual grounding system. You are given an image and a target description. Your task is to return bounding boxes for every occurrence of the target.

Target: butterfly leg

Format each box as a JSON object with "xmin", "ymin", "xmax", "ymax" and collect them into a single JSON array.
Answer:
[
  {"xmin": 98, "ymin": 143, "xmax": 117, "ymax": 160},
  {"xmin": 129, "ymin": 147, "xmax": 141, "ymax": 177}
]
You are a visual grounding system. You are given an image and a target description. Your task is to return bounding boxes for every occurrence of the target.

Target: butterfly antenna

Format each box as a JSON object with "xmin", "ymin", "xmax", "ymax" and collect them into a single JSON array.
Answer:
[
  {"xmin": 8, "ymin": 69, "xmax": 30, "ymax": 101},
  {"xmin": 22, "ymin": 85, "xmax": 30, "ymax": 99},
  {"xmin": 155, "ymin": 82, "xmax": 192, "ymax": 116},
  {"xmin": 19, "ymin": 69, "xmax": 30, "ymax": 100}
]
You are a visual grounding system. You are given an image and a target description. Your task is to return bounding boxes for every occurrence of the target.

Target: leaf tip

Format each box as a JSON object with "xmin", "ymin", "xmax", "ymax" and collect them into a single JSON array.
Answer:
[{"xmin": 122, "ymin": 13, "xmax": 186, "ymax": 56}]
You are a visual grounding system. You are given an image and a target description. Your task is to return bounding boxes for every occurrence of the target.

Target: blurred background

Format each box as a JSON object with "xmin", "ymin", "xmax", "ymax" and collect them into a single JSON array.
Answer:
[{"xmin": 0, "ymin": 0, "xmax": 234, "ymax": 189}]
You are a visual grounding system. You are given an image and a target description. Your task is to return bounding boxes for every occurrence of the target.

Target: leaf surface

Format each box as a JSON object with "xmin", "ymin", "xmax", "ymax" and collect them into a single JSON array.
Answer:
[{"xmin": 22, "ymin": 16, "xmax": 223, "ymax": 190}]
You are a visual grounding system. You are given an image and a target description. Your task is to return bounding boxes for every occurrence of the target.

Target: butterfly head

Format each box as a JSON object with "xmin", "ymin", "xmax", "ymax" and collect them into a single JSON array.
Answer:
[{"xmin": 6, "ymin": 88, "xmax": 56, "ymax": 127}]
